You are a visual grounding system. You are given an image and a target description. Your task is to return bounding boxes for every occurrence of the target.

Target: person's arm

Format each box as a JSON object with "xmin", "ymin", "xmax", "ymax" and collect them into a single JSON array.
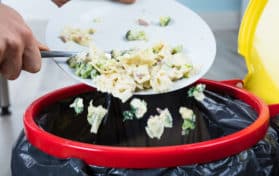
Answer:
[{"xmin": 0, "ymin": 4, "xmax": 41, "ymax": 80}]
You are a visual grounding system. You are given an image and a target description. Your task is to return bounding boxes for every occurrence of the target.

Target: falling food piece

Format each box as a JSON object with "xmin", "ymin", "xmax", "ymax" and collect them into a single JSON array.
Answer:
[
  {"xmin": 87, "ymin": 101, "xmax": 108, "ymax": 134},
  {"xmin": 179, "ymin": 107, "xmax": 196, "ymax": 135},
  {"xmin": 145, "ymin": 115, "xmax": 165, "ymax": 140},
  {"xmin": 69, "ymin": 97, "xmax": 84, "ymax": 115},
  {"xmin": 188, "ymin": 84, "xmax": 206, "ymax": 101},
  {"xmin": 67, "ymin": 43, "xmax": 196, "ymax": 102},
  {"xmin": 145, "ymin": 108, "xmax": 173, "ymax": 139},
  {"xmin": 130, "ymin": 98, "xmax": 147, "ymax": 119}
]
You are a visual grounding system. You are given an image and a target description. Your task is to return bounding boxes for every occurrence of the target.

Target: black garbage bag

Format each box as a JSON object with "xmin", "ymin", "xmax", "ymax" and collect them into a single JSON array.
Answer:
[
  {"xmin": 33, "ymin": 88, "xmax": 259, "ymax": 147},
  {"xmin": 11, "ymin": 87, "xmax": 279, "ymax": 176}
]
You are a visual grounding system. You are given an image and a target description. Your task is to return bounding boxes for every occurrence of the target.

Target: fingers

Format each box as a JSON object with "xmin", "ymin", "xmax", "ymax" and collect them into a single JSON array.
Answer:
[
  {"xmin": 22, "ymin": 29, "xmax": 41, "ymax": 73},
  {"xmin": 0, "ymin": 21, "xmax": 42, "ymax": 79},
  {"xmin": 117, "ymin": 0, "xmax": 136, "ymax": 4},
  {"xmin": 52, "ymin": 0, "xmax": 70, "ymax": 7},
  {"xmin": 0, "ymin": 36, "xmax": 24, "ymax": 80}
]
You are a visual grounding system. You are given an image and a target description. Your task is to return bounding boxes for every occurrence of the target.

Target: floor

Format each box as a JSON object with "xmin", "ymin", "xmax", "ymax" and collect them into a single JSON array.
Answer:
[{"xmin": 0, "ymin": 30, "xmax": 246, "ymax": 176}]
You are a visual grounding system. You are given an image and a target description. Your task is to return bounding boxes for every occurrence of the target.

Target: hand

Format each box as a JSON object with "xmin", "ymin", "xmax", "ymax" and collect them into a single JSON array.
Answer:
[
  {"xmin": 52, "ymin": 0, "xmax": 136, "ymax": 7},
  {"xmin": 117, "ymin": 0, "xmax": 136, "ymax": 4},
  {"xmin": 51, "ymin": 0, "xmax": 70, "ymax": 7},
  {"xmin": 0, "ymin": 4, "xmax": 42, "ymax": 80}
]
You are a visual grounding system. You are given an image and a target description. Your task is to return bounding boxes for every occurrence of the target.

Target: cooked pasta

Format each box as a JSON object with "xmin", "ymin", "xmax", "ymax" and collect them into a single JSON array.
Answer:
[{"xmin": 68, "ymin": 43, "xmax": 196, "ymax": 102}]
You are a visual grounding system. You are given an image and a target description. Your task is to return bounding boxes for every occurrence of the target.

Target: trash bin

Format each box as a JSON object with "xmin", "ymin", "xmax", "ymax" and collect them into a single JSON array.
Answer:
[
  {"xmin": 11, "ymin": 0, "xmax": 279, "ymax": 175},
  {"xmin": 11, "ymin": 79, "xmax": 279, "ymax": 176}
]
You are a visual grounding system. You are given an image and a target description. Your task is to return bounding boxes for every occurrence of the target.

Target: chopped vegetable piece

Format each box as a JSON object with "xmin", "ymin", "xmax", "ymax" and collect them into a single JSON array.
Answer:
[
  {"xmin": 179, "ymin": 107, "xmax": 196, "ymax": 121},
  {"xmin": 125, "ymin": 30, "xmax": 148, "ymax": 41},
  {"xmin": 188, "ymin": 84, "xmax": 206, "ymax": 101},
  {"xmin": 181, "ymin": 119, "xmax": 196, "ymax": 135},
  {"xmin": 159, "ymin": 16, "xmax": 171, "ymax": 26},
  {"xmin": 122, "ymin": 98, "xmax": 147, "ymax": 121},
  {"xmin": 80, "ymin": 64, "xmax": 94, "ymax": 79},
  {"xmin": 69, "ymin": 97, "xmax": 84, "ymax": 115},
  {"xmin": 67, "ymin": 56, "xmax": 79, "ymax": 68},
  {"xmin": 90, "ymin": 69, "xmax": 99, "ymax": 79},
  {"xmin": 123, "ymin": 111, "xmax": 135, "ymax": 121},
  {"xmin": 87, "ymin": 101, "xmax": 107, "ymax": 134},
  {"xmin": 179, "ymin": 107, "xmax": 196, "ymax": 135},
  {"xmin": 171, "ymin": 45, "xmax": 183, "ymax": 54}
]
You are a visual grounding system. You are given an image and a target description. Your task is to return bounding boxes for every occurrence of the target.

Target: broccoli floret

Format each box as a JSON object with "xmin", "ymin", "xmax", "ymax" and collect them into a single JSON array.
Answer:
[
  {"xmin": 159, "ymin": 16, "xmax": 171, "ymax": 27},
  {"xmin": 182, "ymin": 119, "xmax": 195, "ymax": 135},
  {"xmin": 80, "ymin": 64, "xmax": 94, "ymax": 79},
  {"xmin": 90, "ymin": 69, "xmax": 99, "ymax": 79},
  {"xmin": 75, "ymin": 63, "xmax": 86, "ymax": 77},
  {"xmin": 67, "ymin": 57, "xmax": 78, "ymax": 68},
  {"xmin": 123, "ymin": 111, "xmax": 135, "ymax": 121},
  {"xmin": 125, "ymin": 30, "xmax": 148, "ymax": 41}
]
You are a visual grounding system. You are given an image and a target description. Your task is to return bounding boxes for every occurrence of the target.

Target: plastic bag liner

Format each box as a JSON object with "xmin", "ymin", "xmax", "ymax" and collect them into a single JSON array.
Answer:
[{"xmin": 11, "ymin": 87, "xmax": 279, "ymax": 176}]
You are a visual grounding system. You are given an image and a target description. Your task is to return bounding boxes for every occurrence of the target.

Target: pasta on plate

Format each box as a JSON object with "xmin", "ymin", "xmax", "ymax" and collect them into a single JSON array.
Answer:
[{"xmin": 68, "ymin": 42, "xmax": 196, "ymax": 102}]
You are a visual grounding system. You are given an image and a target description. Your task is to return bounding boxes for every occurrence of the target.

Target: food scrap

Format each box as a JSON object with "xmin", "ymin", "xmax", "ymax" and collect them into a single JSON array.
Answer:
[
  {"xmin": 123, "ymin": 98, "xmax": 147, "ymax": 121},
  {"xmin": 159, "ymin": 16, "xmax": 171, "ymax": 27},
  {"xmin": 145, "ymin": 108, "xmax": 173, "ymax": 139},
  {"xmin": 179, "ymin": 107, "xmax": 196, "ymax": 135},
  {"xmin": 59, "ymin": 27, "xmax": 95, "ymax": 46},
  {"xmin": 188, "ymin": 84, "xmax": 206, "ymax": 101},
  {"xmin": 69, "ymin": 97, "xmax": 84, "ymax": 115},
  {"xmin": 87, "ymin": 101, "xmax": 108, "ymax": 134},
  {"xmin": 137, "ymin": 18, "xmax": 149, "ymax": 26},
  {"xmin": 125, "ymin": 29, "xmax": 148, "ymax": 41},
  {"xmin": 67, "ymin": 43, "xmax": 195, "ymax": 102}
]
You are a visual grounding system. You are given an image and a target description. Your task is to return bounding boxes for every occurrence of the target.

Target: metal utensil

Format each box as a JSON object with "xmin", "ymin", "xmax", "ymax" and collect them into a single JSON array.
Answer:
[{"xmin": 41, "ymin": 51, "xmax": 79, "ymax": 58}]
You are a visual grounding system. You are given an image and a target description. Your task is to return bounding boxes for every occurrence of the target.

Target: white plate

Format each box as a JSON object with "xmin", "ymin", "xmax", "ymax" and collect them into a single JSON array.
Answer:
[{"xmin": 46, "ymin": 0, "xmax": 216, "ymax": 95}]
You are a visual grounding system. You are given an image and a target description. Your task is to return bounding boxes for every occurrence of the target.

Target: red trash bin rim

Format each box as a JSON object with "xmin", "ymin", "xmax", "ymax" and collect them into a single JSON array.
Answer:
[{"xmin": 24, "ymin": 79, "xmax": 269, "ymax": 169}]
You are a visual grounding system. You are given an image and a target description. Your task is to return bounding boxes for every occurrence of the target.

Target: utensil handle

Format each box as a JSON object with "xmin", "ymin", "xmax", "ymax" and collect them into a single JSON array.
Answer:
[{"xmin": 41, "ymin": 51, "xmax": 78, "ymax": 58}]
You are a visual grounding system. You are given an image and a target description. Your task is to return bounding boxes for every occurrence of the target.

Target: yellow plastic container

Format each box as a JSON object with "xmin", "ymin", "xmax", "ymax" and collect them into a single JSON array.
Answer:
[{"xmin": 239, "ymin": 0, "xmax": 279, "ymax": 104}]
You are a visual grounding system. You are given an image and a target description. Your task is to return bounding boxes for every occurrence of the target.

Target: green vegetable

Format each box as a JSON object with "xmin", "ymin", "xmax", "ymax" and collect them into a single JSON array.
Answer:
[
  {"xmin": 188, "ymin": 84, "xmax": 206, "ymax": 97},
  {"xmin": 69, "ymin": 97, "xmax": 84, "ymax": 115},
  {"xmin": 159, "ymin": 16, "xmax": 171, "ymax": 27},
  {"xmin": 90, "ymin": 69, "xmax": 99, "ymax": 79},
  {"xmin": 68, "ymin": 59, "xmax": 99, "ymax": 79},
  {"xmin": 75, "ymin": 63, "xmax": 86, "ymax": 77},
  {"xmin": 182, "ymin": 119, "xmax": 195, "ymax": 135},
  {"xmin": 123, "ymin": 111, "xmax": 135, "ymax": 121},
  {"xmin": 171, "ymin": 45, "xmax": 183, "ymax": 54},
  {"xmin": 67, "ymin": 57, "xmax": 78, "ymax": 68},
  {"xmin": 125, "ymin": 30, "xmax": 148, "ymax": 41},
  {"xmin": 80, "ymin": 64, "xmax": 94, "ymax": 79}
]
